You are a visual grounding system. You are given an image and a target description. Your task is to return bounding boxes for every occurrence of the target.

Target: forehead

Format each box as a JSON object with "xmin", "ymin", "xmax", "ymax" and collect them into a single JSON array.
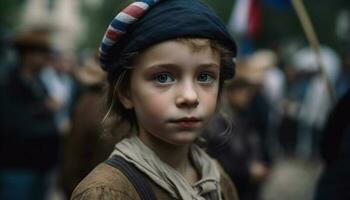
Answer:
[
  {"xmin": 132, "ymin": 39, "xmax": 220, "ymax": 69},
  {"xmin": 175, "ymin": 38, "xmax": 214, "ymax": 52}
]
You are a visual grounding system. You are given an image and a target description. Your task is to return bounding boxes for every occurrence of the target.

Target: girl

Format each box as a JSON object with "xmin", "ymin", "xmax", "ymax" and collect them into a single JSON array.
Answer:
[{"xmin": 71, "ymin": 0, "xmax": 239, "ymax": 199}]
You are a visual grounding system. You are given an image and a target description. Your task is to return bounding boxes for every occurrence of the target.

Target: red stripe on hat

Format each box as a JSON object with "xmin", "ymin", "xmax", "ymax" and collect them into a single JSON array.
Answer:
[
  {"xmin": 106, "ymin": 29, "xmax": 121, "ymax": 41},
  {"xmin": 123, "ymin": 4, "xmax": 145, "ymax": 19}
]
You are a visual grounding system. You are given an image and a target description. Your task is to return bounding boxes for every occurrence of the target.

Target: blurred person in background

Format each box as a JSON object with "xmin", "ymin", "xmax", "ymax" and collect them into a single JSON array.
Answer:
[
  {"xmin": 202, "ymin": 59, "xmax": 270, "ymax": 200},
  {"xmin": 0, "ymin": 28, "xmax": 63, "ymax": 199},
  {"xmin": 0, "ymin": 27, "xmax": 15, "ymax": 76},
  {"xmin": 314, "ymin": 88, "xmax": 350, "ymax": 200},
  {"xmin": 335, "ymin": 49, "xmax": 350, "ymax": 98},
  {"xmin": 279, "ymin": 46, "xmax": 340, "ymax": 158},
  {"xmin": 58, "ymin": 55, "xmax": 123, "ymax": 198},
  {"xmin": 39, "ymin": 50, "xmax": 79, "ymax": 199},
  {"xmin": 247, "ymin": 50, "xmax": 286, "ymax": 159},
  {"xmin": 40, "ymin": 52, "xmax": 78, "ymax": 134}
]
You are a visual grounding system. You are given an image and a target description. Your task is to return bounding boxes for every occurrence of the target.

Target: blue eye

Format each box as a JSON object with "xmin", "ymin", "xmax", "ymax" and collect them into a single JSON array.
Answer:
[
  {"xmin": 197, "ymin": 73, "xmax": 214, "ymax": 83},
  {"xmin": 154, "ymin": 73, "xmax": 174, "ymax": 84}
]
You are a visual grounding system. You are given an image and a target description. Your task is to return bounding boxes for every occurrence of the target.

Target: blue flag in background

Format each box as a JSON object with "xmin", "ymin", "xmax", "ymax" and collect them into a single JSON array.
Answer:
[{"xmin": 262, "ymin": 0, "xmax": 291, "ymax": 10}]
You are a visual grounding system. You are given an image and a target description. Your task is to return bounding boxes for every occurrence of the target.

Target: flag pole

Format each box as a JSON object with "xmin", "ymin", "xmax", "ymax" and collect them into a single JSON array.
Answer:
[{"xmin": 291, "ymin": 0, "xmax": 336, "ymax": 104}]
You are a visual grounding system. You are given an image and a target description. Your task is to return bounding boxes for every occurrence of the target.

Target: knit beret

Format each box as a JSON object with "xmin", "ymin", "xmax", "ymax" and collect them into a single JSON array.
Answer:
[{"xmin": 99, "ymin": 0, "xmax": 237, "ymax": 82}]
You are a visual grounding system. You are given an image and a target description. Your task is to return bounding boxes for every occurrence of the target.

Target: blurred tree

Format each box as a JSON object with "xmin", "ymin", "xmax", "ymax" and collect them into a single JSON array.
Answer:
[
  {"xmin": 258, "ymin": 0, "xmax": 349, "ymax": 53},
  {"xmin": 78, "ymin": 0, "xmax": 133, "ymax": 50},
  {"xmin": 203, "ymin": 0, "xmax": 235, "ymax": 23},
  {"xmin": 0, "ymin": 0, "xmax": 25, "ymax": 30}
]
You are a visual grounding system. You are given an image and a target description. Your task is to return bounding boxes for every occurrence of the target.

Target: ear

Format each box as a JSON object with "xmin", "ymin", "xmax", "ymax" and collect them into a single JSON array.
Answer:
[{"xmin": 118, "ymin": 90, "xmax": 133, "ymax": 109}]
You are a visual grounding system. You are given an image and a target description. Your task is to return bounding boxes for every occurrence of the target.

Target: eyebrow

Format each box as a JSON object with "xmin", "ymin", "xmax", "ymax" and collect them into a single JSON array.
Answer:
[
  {"xmin": 198, "ymin": 63, "xmax": 220, "ymax": 69},
  {"xmin": 146, "ymin": 63, "xmax": 177, "ymax": 71},
  {"xmin": 146, "ymin": 63, "xmax": 220, "ymax": 70}
]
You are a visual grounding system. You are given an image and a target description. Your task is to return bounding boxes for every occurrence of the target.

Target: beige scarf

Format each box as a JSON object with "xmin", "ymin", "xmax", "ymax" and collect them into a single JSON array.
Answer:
[{"xmin": 110, "ymin": 136, "xmax": 222, "ymax": 200}]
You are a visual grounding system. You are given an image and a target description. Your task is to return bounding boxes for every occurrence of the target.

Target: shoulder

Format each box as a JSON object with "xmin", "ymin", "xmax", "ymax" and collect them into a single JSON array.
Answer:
[
  {"xmin": 71, "ymin": 163, "xmax": 140, "ymax": 200},
  {"xmin": 214, "ymin": 160, "xmax": 240, "ymax": 200}
]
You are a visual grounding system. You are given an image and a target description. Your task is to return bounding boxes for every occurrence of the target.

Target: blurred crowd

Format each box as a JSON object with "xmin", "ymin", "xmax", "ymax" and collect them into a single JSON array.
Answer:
[{"xmin": 0, "ymin": 26, "xmax": 349, "ymax": 200}]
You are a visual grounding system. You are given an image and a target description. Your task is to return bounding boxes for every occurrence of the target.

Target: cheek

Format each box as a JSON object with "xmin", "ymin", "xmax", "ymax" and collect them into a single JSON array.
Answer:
[
  {"xmin": 200, "ymin": 89, "xmax": 219, "ymax": 115},
  {"xmin": 145, "ymin": 100, "xmax": 166, "ymax": 118},
  {"xmin": 133, "ymin": 90, "xmax": 169, "ymax": 121}
]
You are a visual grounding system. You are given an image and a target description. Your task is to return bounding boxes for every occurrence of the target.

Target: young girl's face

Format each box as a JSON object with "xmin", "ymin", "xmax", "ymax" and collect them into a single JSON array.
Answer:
[{"xmin": 121, "ymin": 39, "xmax": 220, "ymax": 146}]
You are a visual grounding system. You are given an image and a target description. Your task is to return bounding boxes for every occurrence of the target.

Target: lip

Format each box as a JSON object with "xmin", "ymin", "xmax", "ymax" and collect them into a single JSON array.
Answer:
[{"xmin": 169, "ymin": 117, "xmax": 201, "ymax": 129}]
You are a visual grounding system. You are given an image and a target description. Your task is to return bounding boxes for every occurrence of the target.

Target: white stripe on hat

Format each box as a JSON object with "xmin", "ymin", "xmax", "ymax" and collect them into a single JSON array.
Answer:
[
  {"xmin": 116, "ymin": 12, "xmax": 137, "ymax": 24},
  {"xmin": 133, "ymin": 2, "xmax": 149, "ymax": 10}
]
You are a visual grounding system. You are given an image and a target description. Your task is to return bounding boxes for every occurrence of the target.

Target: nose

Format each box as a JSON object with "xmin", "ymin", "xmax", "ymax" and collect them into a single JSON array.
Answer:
[{"xmin": 175, "ymin": 80, "xmax": 199, "ymax": 108}]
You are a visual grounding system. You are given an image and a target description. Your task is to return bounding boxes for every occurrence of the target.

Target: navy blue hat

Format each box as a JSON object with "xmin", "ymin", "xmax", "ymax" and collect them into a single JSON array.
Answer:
[{"xmin": 100, "ymin": 0, "xmax": 237, "ymax": 82}]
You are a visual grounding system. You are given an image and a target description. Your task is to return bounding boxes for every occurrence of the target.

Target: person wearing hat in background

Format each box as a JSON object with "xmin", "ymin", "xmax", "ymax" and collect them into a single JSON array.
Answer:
[
  {"xmin": 0, "ymin": 28, "xmax": 62, "ymax": 199},
  {"xmin": 71, "ymin": 0, "xmax": 239, "ymax": 199},
  {"xmin": 281, "ymin": 46, "xmax": 340, "ymax": 158}
]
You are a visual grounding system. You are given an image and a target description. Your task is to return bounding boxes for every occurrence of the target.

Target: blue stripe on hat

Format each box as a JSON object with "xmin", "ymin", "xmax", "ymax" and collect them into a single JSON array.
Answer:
[
  {"xmin": 111, "ymin": 19, "xmax": 129, "ymax": 32},
  {"xmin": 140, "ymin": 0, "xmax": 158, "ymax": 6},
  {"xmin": 101, "ymin": 43, "xmax": 112, "ymax": 54}
]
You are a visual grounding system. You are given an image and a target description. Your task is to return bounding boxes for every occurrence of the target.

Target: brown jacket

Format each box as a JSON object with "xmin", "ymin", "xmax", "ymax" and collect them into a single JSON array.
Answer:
[{"xmin": 71, "ymin": 162, "xmax": 239, "ymax": 200}]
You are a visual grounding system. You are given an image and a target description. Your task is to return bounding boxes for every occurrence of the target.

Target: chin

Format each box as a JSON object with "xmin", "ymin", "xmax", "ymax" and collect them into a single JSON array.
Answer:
[{"xmin": 167, "ymin": 133, "xmax": 199, "ymax": 146}]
